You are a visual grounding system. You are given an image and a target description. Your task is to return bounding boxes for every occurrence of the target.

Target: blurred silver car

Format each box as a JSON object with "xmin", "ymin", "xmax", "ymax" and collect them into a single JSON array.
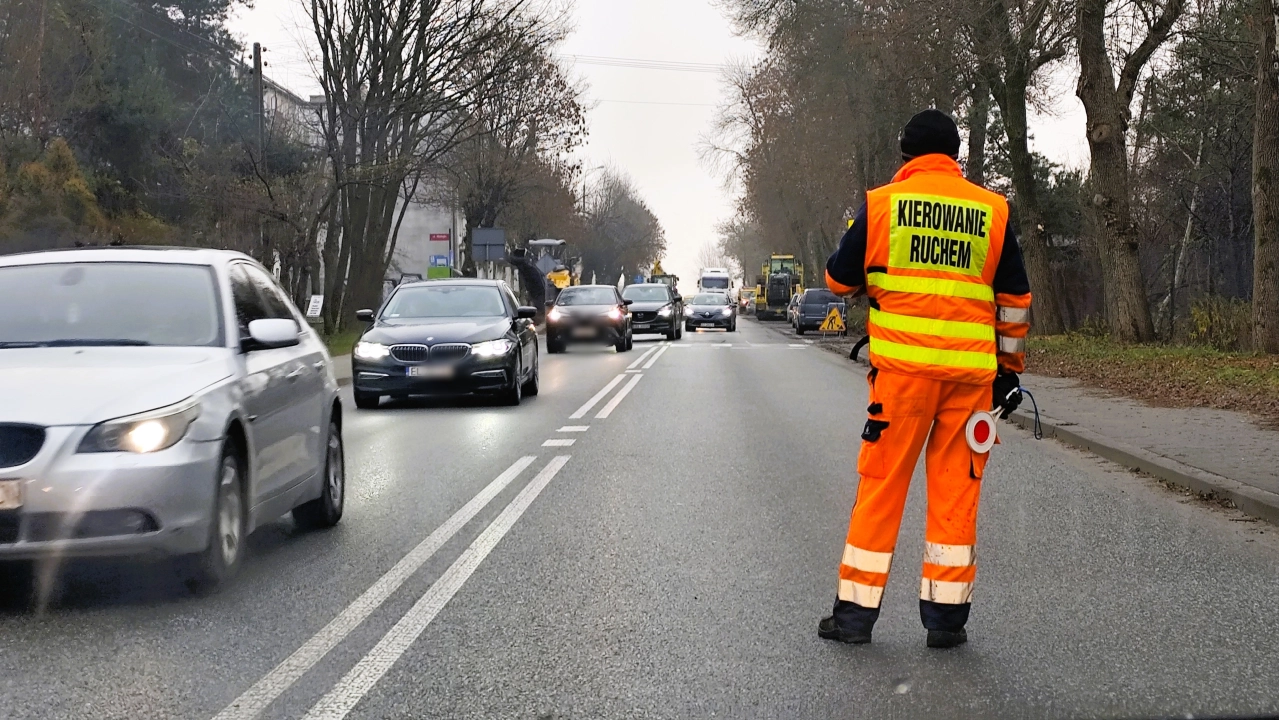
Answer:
[{"xmin": 0, "ymin": 248, "xmax": 344, "ymax": 591}]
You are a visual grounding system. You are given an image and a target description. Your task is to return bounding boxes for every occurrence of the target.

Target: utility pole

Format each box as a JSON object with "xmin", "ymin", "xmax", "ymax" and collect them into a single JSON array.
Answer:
[
  {"xmin": 252, "ymin": 42, "xmax": 265, "ymax": 174},
  {"xmin": 252, "ymin": 42, "xmax": 269, "ymax": 266}
]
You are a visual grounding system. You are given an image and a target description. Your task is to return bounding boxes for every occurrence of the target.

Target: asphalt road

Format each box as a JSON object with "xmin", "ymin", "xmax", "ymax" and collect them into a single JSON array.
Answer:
[{"xmin": 4, "ymin": 318, "xmax": 1279, "ymax": 720}]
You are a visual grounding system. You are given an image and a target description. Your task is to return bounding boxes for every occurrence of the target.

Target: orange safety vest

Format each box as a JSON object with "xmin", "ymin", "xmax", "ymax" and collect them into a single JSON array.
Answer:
[{"xmin": 863, "ymin": 155, "xmax": 1010, "ymax": 385}]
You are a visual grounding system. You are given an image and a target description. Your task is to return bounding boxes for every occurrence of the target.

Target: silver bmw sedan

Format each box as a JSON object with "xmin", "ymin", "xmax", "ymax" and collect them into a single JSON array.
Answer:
[{"xmin": 0, "ymin": 247, "xmax": 344, "ymax": 591}]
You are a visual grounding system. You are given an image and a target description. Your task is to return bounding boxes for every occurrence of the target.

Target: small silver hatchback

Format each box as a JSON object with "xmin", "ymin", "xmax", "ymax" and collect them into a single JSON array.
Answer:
[{"xmin": 0, "ymin": 248, "xmax": 344, "ymax": 591}]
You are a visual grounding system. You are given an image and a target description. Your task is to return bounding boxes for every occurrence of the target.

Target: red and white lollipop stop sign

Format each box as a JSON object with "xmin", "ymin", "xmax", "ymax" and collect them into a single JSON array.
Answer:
[{"xmin": 965, "ymin": 410, "xmax": 999, "ymax": 453}]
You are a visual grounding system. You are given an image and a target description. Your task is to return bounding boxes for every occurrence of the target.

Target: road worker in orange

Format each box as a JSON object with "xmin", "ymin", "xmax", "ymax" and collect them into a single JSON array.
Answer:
[{"xmin": 819, "ymin": 109, "xmax": 1032, "ymax": 649}]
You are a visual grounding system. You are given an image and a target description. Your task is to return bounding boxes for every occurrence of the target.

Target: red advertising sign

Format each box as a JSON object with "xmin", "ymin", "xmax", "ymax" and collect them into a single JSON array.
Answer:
[{"xmin": 429, "ymin": 233, "xmax": 450, "ymax": 242}]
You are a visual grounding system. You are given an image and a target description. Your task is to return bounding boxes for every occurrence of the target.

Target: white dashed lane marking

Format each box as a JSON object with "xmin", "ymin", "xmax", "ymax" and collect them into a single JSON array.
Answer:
[
  {"xmin": 557, "ymin": 426, "xmax": 589, "ymax": 432},
  {"xmin": 542, "ymin": 438, "xmax": 575, "ymax": 447}
]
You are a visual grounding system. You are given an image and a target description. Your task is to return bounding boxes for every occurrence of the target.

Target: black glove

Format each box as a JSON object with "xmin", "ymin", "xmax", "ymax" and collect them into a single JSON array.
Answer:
[{"xmin": 992, "ymin": 370, "xmax": 1022, "ymax": 416}]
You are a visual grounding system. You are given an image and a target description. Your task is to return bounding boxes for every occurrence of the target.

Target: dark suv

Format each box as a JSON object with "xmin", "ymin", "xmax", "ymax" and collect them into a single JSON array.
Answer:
[
  {"xmin": 795, "ymin": 288, "xmax": 846, "ymax": 334},
  {"xmin": 622, "ymin": 283, "xmax": 683, "ymax": 340}
]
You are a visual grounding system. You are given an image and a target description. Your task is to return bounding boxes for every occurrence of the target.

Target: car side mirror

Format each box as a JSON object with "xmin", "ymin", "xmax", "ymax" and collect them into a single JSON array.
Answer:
[
  {"xmin": 624, "ymin": 299, "xmax": 634, "ymax": 306},
  {"xmin": 244, "ymin": 318, "xmax": 299, "ymax": 351},
  {"xmin": 355, "ymin": 309, "xmax": 375, "ymax": 322},
  {"xmin": 517, "ymin": 306, "xmax": 538, "ymax": 319},
  {"xmin": 545, "ymin": 300, "xmax": 556, "ymax": 308}
]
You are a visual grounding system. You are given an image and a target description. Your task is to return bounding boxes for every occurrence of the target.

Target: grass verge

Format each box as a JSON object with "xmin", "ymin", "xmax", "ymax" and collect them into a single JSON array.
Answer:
[
  {"xmin": 1027, "ymin": 335, "xmax": 1279, "ymax": 426},
  {"xmin": 323, "ymin": 330, "xmax": 360, "ymax": 358}
]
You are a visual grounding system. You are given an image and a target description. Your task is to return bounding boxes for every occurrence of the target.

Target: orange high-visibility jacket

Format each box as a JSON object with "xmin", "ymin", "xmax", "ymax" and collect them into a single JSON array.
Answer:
[{"xmin": 826, "ymin": 155, "xmax": 1032, "ymax": 384}]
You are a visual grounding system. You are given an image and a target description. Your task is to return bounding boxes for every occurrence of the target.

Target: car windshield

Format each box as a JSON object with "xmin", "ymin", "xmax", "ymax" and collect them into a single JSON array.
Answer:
[
  {"xmin": 556, "ymin": 288, "xmax": 618, "ymax": 305},
  {"xmin": 622, "ymin": 286, "xmax": 669, "ymax": 302},
  {"xmin": 382, "ymin": 285, "xmax": 505, "ymax": 318},
  {"xmin": 804, "ymin": 291, "xmax": 841, "ymax": 305},
  {"xmin": 691, "ymin": 293, "xmax": 730, "ymax": 305},
  {"xmin": 0, "ymin": 261, "xmax": 221, "ymax": 347},
  {"xmin": 701, "ymin": 277, "xmax": 730, "ymax": 289}
]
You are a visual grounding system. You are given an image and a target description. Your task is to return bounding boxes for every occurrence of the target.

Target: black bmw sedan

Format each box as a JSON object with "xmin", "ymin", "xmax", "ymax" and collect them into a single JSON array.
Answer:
[{"xmin": 351, "ymin": 279, "xmax": 540, "ymax": 408}]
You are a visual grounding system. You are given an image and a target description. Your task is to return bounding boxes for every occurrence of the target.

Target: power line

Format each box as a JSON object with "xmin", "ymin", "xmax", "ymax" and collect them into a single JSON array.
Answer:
[
  {"xmin": 595, "ymin": 99, "xmax": 718, "ymax": 108},
  {"xmin": 563, "ymin": 54, "xmax": 728, "ymax": 74}
]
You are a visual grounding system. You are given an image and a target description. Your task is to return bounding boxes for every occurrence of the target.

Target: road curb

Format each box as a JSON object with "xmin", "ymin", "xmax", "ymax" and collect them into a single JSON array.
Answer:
[{"xmin": 1006, "ymin": 409, "xmax": 1279, "ymax": 525}]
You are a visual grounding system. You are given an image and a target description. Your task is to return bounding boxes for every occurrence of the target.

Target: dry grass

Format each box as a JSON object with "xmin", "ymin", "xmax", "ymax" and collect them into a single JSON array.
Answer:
[{"xmin": 1027, "ymin": 335, "xmax": 1279, "ymax": 426}]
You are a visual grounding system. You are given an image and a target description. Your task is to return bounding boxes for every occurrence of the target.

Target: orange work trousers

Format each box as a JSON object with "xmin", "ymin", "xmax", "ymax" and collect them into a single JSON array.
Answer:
[{"xmin": 837, "ymin": 368, "xmax": 990, "ymax": 630}]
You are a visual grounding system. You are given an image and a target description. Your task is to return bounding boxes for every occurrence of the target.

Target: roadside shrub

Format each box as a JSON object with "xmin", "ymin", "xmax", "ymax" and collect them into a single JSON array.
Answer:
[{"xmin": 1188, "ymin": 296, "xmax": 1252, "ymax": 351}]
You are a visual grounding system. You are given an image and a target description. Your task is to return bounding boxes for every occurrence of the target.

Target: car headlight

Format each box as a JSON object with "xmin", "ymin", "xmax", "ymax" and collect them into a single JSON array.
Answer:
[
  {"xmin": 721, "ymin": 307, "xmax": 734, "ymax": 316},
  {"xmin": 606, "ymin": 308, "xmax": 623, "ymax": 320},
  {"xmin": 78, "ymin": 398, "xmax": 201, "ymax": 454},
  {"xmin": 684, "ymin": 306, "xmax": 695, "ymax": 316},
  {"xmin": 354, "ymin": 341, "xmax": 391, "ymax": 360},
  {"xmin": 657, "ymin": 305, "xmax": 672, "ymax": 318},
  {"xmin": 472, "ymin": 338, "xmax": 514, "ymax": 357},
  {"xmin": 548, "ymin": 307, "xmax": 564, "ymax": 322}
]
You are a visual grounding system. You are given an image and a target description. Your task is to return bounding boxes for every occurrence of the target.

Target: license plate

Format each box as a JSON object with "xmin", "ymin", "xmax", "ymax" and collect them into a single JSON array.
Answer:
[
  {"xmin": 634, "ymin": 324, "xmax": 650, "ymax": 330},
  {"xmin": 408, "ymin": 365, "xmax": 454, "ymax": 379},
  {"xmin": 700, "ymin": 322, "xmax": 716, "ymax": 327},
  {"xmin": 0, "ymin": 480, "xmax": 22, "ymax": 510},
  {"xmin": 572, "ymin": 327, "xmax": 597, "ymax": 338}
]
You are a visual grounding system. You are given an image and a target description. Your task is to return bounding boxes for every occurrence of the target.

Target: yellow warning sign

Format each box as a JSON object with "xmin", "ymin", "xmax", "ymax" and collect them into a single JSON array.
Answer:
[{"xmin": 819, "ymin": 307, "xmax": 846, "ymax": 333}]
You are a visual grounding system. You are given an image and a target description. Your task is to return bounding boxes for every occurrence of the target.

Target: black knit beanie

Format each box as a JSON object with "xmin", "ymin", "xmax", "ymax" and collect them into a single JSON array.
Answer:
[{"xmin": 900, "ymin": 109, "xmax": 961, "ymax": 161}]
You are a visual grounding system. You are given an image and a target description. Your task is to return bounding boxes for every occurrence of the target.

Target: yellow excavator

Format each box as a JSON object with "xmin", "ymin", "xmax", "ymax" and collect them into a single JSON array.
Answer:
[
  {"xmin": 755, "ymin": 254, "xmax": 804, "ymax": 320},
  {"xmin": 649, "ymin": 260, "xmax": 679, "ymax": 289}
]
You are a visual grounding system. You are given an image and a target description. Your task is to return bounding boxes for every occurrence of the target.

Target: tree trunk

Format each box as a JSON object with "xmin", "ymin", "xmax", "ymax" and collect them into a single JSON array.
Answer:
[
  {"xmin": 1254, "ymin": 0, "xmax": 1279, "ymax": 353},
  {"xmin": 994, "ymin": 74, "xmax": 1066, "ymax": 334},
  {"xmin": 965, "ymin": 78, "xmax": 989, "ymax": 186},
  {"xmin": 1076, "ymin": 0, "xmax": 1159, "ymax": 342},
  {"xmin": 1157, "ymin": 134, "xmax": 1204, "ymax": 339}
]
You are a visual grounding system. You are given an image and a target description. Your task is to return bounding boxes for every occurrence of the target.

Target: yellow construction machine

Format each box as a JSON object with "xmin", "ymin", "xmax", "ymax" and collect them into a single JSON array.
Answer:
[{"xmin": 755, "ymin": 254, "xmax": 804, "ymax": 320}]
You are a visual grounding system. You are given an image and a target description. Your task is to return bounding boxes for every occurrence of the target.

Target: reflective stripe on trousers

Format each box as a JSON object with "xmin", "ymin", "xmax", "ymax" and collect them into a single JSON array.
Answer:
[{"xmin": 838, "ymin": 370, "xmax": 988, "ymax": 611}]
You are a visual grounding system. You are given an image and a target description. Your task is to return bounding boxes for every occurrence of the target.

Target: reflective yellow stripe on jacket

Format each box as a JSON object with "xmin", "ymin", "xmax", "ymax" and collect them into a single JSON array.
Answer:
[
  {"xmin": 868, "ymin": 338, "xmax": 998, "ymax": 372},
  {"xmin": 868, "ymin": 308, "xmax": 994, "ymax": 342},
  {"xmin": 866, "ymin": 272, "xmax": 994, "ymax": 302}
]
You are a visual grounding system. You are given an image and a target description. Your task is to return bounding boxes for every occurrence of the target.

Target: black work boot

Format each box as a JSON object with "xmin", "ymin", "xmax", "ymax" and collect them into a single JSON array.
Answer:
[
  {"xmin": 926, "ymin": 628, "xmax": 968, "ymax": 649},
  {"xmin": 818, "ymin": 599, "xmax": 877, "ymax": 644},
  {"xmin": 818, "ymin": 616, "xmax": 872, "ymax": 644}
]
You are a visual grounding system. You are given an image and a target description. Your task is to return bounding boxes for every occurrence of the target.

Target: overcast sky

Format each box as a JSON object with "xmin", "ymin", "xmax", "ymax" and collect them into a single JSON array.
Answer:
[{"xmin": 226, "ymin": 0, "xmax": 1088, "ymax": 287}]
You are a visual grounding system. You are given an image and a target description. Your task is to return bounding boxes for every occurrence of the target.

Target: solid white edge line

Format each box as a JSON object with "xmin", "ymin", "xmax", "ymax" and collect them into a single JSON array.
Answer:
[
  {"xmin": 595, "ymin": 373, "xmax": 643, "ymax": 419},
  {"xmin": 569, "ymin": 374, "xmax": 626, "ymax": 419},
  {"xmin": 626, "ymin": 346, "xmax": 658, "ymax": 369},
  {"xmin": 211, "ymin": 455, "xmax": 539, "ymax": 720},
  {"xmin": 641, "ymin": 345, "xmax": 669, "ymax": 370},
  {"xmin": 301, "ymin": 456, "xmax": 573, "ymax": 720}
]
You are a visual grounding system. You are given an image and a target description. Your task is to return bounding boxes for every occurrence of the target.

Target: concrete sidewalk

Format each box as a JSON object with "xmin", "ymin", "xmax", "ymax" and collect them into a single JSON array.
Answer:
[
  {"xmin": 333, "ymin": 354, "xmax": 352, "ymax": 386},
  {"xmin": 1008, "ymin": 373, "xmax": 1279, "ymax": 524}
]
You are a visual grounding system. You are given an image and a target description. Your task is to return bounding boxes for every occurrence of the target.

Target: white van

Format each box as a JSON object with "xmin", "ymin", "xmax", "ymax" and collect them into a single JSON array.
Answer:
[{"xmin": 698, "ymin": 268, "xmax": 734, "ymax": 300}]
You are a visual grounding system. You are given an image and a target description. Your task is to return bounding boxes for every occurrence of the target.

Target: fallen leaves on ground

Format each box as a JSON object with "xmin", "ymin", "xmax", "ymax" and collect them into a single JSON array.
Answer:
[{"xmin": 1027, "ymin": 335, "xmax": 1279, "ymax": 427}]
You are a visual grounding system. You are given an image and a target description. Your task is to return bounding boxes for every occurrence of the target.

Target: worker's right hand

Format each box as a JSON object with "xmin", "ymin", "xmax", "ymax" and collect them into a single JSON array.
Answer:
[{"xmin": 992, "ymin": 371, "xmax": 1022, "ymax": 416}]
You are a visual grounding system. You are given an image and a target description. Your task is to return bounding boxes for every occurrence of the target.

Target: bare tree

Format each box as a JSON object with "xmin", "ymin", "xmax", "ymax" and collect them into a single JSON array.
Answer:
[
  {"xmin": 444, "ymin": 41, "xmax": 585, "ymax": 276},
  {"xmin": 306, "ymin": 0, "xmax": 561, "ymax": 329},
  {"xmin": 1076, "ymin": 0, "xmax": 1185, "ymax": 340},
  {"xmin": 1254, "ymin": 0, "xmax": 1279, "ymax": 351},
  {"xmin": 580, "ymin": 168, "xmax": 667, "ymax": 280},
  {"xmin": 964, "ymin": 0, "xmax": 1074, "ymax": 334}
]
